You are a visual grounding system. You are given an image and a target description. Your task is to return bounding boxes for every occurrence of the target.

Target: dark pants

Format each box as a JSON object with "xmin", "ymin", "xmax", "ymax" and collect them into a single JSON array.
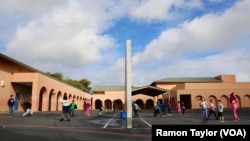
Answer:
[
  {"xmin": 167, "ymin": 109, "xmax": 172, "ymax": 114},
  {"xmin": 154, "ymin": 109, "xmax": 157, "ymax": 117},
  {"xmin": 182, "ymin": 108, "xmax": 185, "ymax": 114},
  {"xmin": 154, "ymin": 109, "xmax": 161, "ymax": 117},
  {"xmin": 69, "ymin": 109, "xmax": 75, "ymax": 117},
  {"xmin": 61, "ymin": 106, "xmax": 70, "ymax": 121},
  {"xmin": 134, "ymin": 109, "xmax": 139, "ymax": 118},
  {"xmin": 208, "ymin": 110, "xmax": 218, "ymax": 119}
]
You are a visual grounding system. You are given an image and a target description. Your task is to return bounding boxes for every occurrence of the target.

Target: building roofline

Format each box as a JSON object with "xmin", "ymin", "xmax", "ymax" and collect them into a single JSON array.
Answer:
[{"xmin": 151, "ymin": 77, "xmax": 222, "ymax": 85}]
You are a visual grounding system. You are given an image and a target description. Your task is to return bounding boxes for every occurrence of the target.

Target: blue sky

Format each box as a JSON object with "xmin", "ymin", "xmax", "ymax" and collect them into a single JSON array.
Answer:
[{"xmin": 0, "ymin": 0, "xmax": 250, "ymax": 86}]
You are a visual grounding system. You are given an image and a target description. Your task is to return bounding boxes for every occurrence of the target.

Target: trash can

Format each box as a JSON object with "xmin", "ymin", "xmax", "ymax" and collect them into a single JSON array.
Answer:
[{"xmin": 120, "ymin": 111, "xmax": 126, "ymax": 119}]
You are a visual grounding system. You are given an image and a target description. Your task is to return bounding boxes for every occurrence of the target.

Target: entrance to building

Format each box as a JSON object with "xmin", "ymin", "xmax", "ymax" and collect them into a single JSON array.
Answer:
[{"xmin": 180, "ymin": 94, "xmax": 191, "ymax": 109}]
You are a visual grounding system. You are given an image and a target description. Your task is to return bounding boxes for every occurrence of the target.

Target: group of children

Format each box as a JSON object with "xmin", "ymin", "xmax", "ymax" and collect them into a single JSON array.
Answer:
[
  {"xmin": 8, "ymin": 94, "xmax": 89, "ymax": 122},
  {"xmin": 200, "ymin": 98, "xmax": 224, "ymax": 123},
  {"xmin": 59, "ymin": 96, "xmax": 93, "ymax": 122},
  {"xmin": 8, "ymin": 92, "xmax": 239, "ymax": 124},
  {"xmin": 7, "ymin": 95, "xmax": 33, "ymax": 117},
  {"xmin": 59, "ymin": 95, "xmax": 76, "ymax": 121},
  {"xmin": 154, "ymin": 92, "xmax": 238, "ymax": 124},
  {"xmin": 154, "ymin": 100, "xmax": 185, "ymax": 117},
  {"xmin": 200, "ymin": 92, "xmax": 239, "ymax": 123}
]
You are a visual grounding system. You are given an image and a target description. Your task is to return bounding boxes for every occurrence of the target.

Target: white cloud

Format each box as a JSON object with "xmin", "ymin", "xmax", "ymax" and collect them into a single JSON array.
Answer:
[
  {"xmin": 1, "ymin": 0, "xmax": 250, "ymax": 87},
  {"xmin": 129, "ymin": 0, "xmax": 202, "ymax": 22},
  {"xmin": 131, "ymin": 0, "xmax": 250, "ymax": 65},
  {"xmin": 111, "ymin": 0, "xmax": 250, "ymax": 85},
  {"xmin": 0, "ymin": 0, "xmax": 67, "ymax": 16},
  {"xmin": 5, "ymin": 1, "xmax": 122, "ymax": 68}
]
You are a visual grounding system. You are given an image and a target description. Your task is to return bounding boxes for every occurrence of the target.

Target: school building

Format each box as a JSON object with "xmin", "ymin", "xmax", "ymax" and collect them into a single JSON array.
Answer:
[
  {"xmin": 92, "ymin": 75, "xmax": 250, "ymax": 111},
  {"xmin": 1, "ymin": 53, "xmax": 250, "ymax": 113},
  {"xmin": 0, "ymin": 53, "xmax": 91, "ymax": 113}
]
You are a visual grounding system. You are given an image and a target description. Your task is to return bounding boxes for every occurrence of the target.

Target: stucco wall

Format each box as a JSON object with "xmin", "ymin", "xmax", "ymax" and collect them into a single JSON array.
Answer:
[{"xmin": 1, "ymin": 64, "xmax": 92, "ymax": 112}]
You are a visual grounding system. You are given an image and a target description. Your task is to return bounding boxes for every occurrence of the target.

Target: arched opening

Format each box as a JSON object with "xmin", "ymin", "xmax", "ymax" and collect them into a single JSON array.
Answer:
[
  {"xmin": 95, "ymin": 99, "xmax": 102, "ymax": 110},
  {"xmin": 56, "ymin": 91, "xmax": 62, "ymax": 111},
  {"xmin": 195, "ymin": 95, "xmax": 203, "ymax": 108},
  {"xmin": 104, "ymin": 99, "xmax": 112, "ymax": 110},
  {"xmin": 39, "ymin": 87, "xmax": 46, "ymax": 111},
  {"xmin": 146, "ymin": 99, "xmax": 154, "ymax": 109},
  {"xmin": 113, "ymin": 99, "xmax": 123, "ymax": 110},
  {"xmin": 48, "ymin": 89, "xmax": 54, "ymax": 111},
  {"xmin": 235, "ymin": 95, "xmax": 241, "ymax": 108},
  {"xmin": 208, "ymin": 95, "xmax": 217, "ymax": 107},
  {"xmin": 220, "ymin": 95, "xmax": 229, "ymax": 108},
  {"xmin": 135, "ymin": 99, "xmax": 144, "ymax": 109},
  {"xmin": 243, "ymin": 95, "xmax": 250, "ymax": 107}
]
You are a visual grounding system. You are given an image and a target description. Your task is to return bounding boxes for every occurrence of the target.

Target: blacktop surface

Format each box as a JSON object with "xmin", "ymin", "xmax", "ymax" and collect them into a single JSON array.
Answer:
[{"xmin": 0, "ymin": 108, "xmax": 250, "ymax": 141}]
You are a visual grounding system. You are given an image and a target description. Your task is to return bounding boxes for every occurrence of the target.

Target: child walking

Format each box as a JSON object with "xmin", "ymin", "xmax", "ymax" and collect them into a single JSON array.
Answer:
[
  {"xmin": 229, "ymin": 92, "xmax": 239, "ymax": 121},
  {"xmin": 177, "ymin": 101, "xmax": 181, "ymax": 115},
  {"xmin": 217, "ymin": 99, "xmax": 224, "ymax": 122},
  {"xmin": 208, "ymin": 99, "xmax": 218, "ymax": 120},
  {"xmin": 85, "ymin": 101, "xmax": 91, "ymax": 116},
  {"xmin": 167, "ymin": 101, "xmax": 172, "ymax": 116},
  {"xmin": 22, "ymin": 99, "xmax": 33, "ymax": 117},
  {"xmin": 59, "ymin": 95, "xmax": 70, "ymax": 122},
  {"xmin": 200, "ymin": 97, "xmax": 208, "ymax": 123},
  {"xmin": 69, "ymin": 100, "xmax": 77, "ymax": 117}
]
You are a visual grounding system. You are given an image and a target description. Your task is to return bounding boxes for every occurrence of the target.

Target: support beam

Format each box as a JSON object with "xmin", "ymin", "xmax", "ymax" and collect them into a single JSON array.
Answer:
[{"xmin": 125, "ymin": 40, "xmax": 132, "ymax": 128}]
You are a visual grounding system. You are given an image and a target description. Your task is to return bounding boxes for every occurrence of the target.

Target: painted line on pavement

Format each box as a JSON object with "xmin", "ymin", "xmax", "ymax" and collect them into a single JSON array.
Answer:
[
  {"xmin": 140, "ymin": 118, "xmax": 152, "ymax": 128},
  {"xmin": 102, "ymin": 113, "xmax": 117, "ymax": 128}
]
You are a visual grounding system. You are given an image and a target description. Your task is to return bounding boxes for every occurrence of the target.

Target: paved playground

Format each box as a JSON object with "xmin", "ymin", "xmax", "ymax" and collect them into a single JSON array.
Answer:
[{"xmin": 0, "ymin": 108, "xmax": 250, "ymax": 141}]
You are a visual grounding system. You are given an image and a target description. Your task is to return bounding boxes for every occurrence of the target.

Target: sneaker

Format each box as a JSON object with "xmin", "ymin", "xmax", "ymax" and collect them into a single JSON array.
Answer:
[
  {"xmin": 67, "ymin": 119, "xmax": 70, "ymax": 122},
  {"xmin": 60, "ymin": 118, "xmax": 64, "ymax": 122}
]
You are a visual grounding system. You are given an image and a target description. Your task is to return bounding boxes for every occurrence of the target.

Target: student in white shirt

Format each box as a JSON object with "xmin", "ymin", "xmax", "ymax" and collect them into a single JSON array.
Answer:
[
  {"xmin": 200, "ymin": 97, "xmax": 208, "ymax": 123},
  {"xmin": 59, "ymin": 95, "xmax": 70, "ymax": 122},
  {"xmin": 217, "ymin": 99, "xmax": 224, "ymax": 122}
]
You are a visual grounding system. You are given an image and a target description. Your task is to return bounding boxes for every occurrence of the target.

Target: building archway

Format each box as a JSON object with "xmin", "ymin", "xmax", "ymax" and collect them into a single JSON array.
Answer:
[
  {"xmin": 95, "ymin": 99, "xmax": 102, "ymax": 110},
  {"xmin": 56, "ymin": 91, "xmax": 62, "ymax": 111},
  {"xmin": 208, "ymin": 95, "xmax": 217, "ymax": 106},
  {"xmin": 48, "ymin": 89, "xmax": 54, "ymax": 111},
  {"xmin": 114, "ymin": 99, "xmax": 123, "ymax": 110},
  {"xmin": 243, "ymin": 95, "xmax": 250, "ymax": 107},
  {"xmin": 235, "ymin": 95, "xmax": 241, "ymax": 108},
  {"xmin": 135, "ymin": 99, "xmax": 144, "ymax": 109},
  {"xmin": 194, "ymin": 95, "xmax": 203, "ymax": 108},
  {"xmin": 39, "ymin": 87, "xmax": 46, "ymax": 111},
  {"xmin": 146, "ymin": 99, "xmax": 154, "ymax": 109},
  {"xmin": 220, "ymin": 95, "xmax": 229, "ymax": 108},
  {"xmin": 104, "ymin": 99, "xmax": 112, "ymax": 110}
]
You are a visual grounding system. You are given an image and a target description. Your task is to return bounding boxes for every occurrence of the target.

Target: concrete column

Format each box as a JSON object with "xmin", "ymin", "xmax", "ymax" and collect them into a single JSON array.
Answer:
[{"xmin": 125, "ymin": 40, "xmax": 132, "ymax": 128}]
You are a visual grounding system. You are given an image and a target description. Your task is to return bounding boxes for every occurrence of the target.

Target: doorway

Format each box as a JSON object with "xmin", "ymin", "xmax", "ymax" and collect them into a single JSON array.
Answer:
[{"xmin": 180, "ymin": 94, "xmax": 191, "ymax": 109}]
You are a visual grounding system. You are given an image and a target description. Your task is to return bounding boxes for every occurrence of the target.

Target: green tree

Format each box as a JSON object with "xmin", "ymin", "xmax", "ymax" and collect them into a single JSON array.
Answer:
[
  {"xmin": 46, "ymin": 72, "xmax": 91, "ymax": 92},
  {"xmin": 45, "ymin": 72, "xmax": 63, "ymax": 81},
  {"xmin": 64, "ymin": 78, "xmax": 91, "ymax": 92}
]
